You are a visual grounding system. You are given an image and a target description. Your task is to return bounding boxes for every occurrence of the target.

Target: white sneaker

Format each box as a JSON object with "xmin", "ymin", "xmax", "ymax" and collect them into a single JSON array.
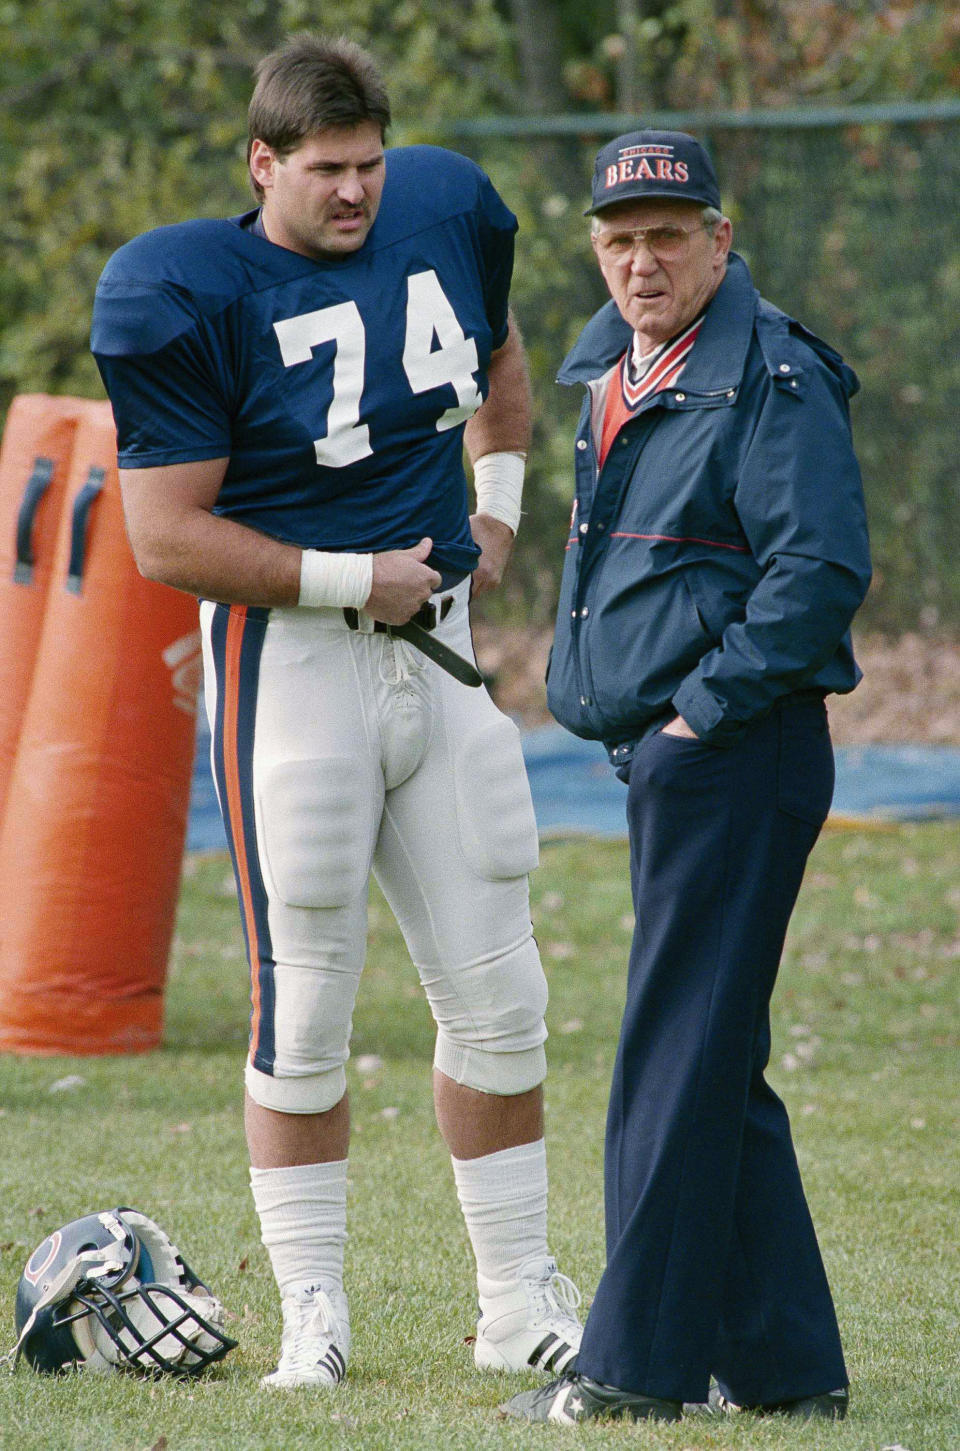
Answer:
[
  {"xmin": 261, "ymin": 1283, "xmax": 350, "ymax": 1389},
  {"xmin": 474, "ymin": 1255, "xmax": 582, "ymax": 1374}
]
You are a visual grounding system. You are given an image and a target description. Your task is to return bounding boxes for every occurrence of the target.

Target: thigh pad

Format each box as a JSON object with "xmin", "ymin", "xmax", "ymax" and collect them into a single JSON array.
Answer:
[
  {"xmin": 453, "ymin": 718, "xmax": 539, "ymax": 881},
  {"xmin": 258, "ymin": 756, "xmax": 370, "ymax": 909}
]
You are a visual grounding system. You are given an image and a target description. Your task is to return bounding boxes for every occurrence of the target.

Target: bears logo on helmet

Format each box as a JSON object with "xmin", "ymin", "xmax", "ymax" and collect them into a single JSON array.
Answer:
[{"xmin": 12, "ymin": 1207, "xmax": 237, "ymax": 1375}]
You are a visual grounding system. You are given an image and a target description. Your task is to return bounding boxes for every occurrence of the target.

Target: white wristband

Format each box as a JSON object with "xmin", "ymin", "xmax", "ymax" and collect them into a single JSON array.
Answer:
[
  {"xmin": 298, "ymin": 550, "xmax": 373, "ymax": 609},
  {"xmin": 472, "ymin": 451, "xmax": 525, "ymax": 535}
]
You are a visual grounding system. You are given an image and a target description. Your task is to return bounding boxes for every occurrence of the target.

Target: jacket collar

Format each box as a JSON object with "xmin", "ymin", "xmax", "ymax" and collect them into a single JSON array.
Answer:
[{"xmin": 558, "ymin": 251, "xmax": 757, "ymax": 395}]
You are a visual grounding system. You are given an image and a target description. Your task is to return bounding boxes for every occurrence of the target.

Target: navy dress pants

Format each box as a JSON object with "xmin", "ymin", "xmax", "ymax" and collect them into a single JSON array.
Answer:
[{"xmin": 575, "ymin": 701, "xmax": 847, "ymax": 1406}]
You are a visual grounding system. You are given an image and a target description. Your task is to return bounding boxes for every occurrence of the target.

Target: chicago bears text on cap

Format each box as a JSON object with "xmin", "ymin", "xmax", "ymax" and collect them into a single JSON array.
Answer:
[{"xmin": 585, "ymin": 129, "xmax": 722, "ymax": 216}]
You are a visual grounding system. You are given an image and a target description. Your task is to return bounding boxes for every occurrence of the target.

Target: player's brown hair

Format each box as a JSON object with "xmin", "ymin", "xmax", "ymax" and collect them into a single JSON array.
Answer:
[{"xmin": 247, "ymin": 34, "xmax": 391, "ymax": 200}]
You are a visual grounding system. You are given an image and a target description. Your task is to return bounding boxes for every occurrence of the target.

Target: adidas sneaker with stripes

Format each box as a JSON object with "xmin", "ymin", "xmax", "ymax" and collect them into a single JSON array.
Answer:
[
  {"xmin": 473, "ymin": 1255, "xmax": 582, "ymax": 1374},
  {"xmin": 261, "ymin": 1283, "xmax": 350, "ymax": 1389}
]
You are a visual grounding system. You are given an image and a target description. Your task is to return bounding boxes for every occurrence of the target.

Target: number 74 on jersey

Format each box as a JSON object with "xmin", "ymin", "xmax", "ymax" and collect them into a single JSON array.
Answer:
[{"xmin": 273, "ymin": 269, "xmax": 483, "ymax": 468}]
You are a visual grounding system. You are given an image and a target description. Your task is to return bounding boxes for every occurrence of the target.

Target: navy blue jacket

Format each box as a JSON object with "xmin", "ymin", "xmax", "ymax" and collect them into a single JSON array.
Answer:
[{"xmin": 546, "ymin": 253, "xmax": 872, "ymax": 763}]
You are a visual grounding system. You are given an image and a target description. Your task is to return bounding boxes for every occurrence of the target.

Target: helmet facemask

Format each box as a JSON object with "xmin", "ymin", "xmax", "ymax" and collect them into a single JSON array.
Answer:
[{"xmin": 14, "ymin": 1208, "xmax": 236, "ymax": 1376}]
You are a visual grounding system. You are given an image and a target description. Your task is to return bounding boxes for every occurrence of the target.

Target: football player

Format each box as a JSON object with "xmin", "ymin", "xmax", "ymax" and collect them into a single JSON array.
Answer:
[{"xmin": 90, "ymin": 33, "xmax": 581, "ymax": 1390}]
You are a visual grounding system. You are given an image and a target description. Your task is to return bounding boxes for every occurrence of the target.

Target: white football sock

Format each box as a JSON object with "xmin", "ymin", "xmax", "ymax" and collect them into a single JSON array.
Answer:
[
  {"xmin": 250, "ymin": 1159, "xmax": 348, "ymax": 1296},
  {"xmin": 451, "ymin": 1139, "xmax": 549, "ymax": 1297}
]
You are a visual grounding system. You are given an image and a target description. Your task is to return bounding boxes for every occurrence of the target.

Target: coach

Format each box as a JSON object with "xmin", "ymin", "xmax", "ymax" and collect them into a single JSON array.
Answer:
[{"xmin": 503, "ymin": 130, "xmax": 871, "ymax": 1424}]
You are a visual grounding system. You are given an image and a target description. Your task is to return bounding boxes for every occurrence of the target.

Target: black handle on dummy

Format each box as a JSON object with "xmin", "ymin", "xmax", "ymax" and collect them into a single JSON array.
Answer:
[
  {"xmin": 13, "ymin": 456, "xmax": 56, "ymax": 585},
  {"xmin": 66, "ymin": 466, "xmax": 106, "ymax": 594}
]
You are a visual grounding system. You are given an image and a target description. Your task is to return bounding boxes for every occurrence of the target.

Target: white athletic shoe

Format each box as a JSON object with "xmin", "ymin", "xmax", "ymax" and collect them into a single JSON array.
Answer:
[
  {"xmin": 261, "ymin": 1283, "xmax": 351, "ymax": 1389},
  {"xmin": 474, "ymin": 1255, "xmax": 583, "ymax": 1375}
]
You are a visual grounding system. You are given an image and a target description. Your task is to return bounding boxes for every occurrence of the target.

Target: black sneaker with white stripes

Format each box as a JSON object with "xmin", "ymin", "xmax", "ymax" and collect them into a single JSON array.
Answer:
[
  {"xmin": 500, "ymin": 1371, "xmax": 683, "ymax": 1423},
  {"xmin": 261, "ymin": 1284, "xmax": 350, "ymax": 1389},
  {"xmin": 473, "ymin": 1255, "xmax": 582, "ymax": 1374}
]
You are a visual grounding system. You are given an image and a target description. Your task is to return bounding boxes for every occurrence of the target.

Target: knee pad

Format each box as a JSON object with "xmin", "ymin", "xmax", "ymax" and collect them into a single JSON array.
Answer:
[
  {"xmin": 245, "ymin": 1058, "xmax": 347, "ymax": 1115},
  {"xmin": 434, "ymin": 1037, "xmax": 547, "ymax": 1095},
  {"xmin": 431, "ymin": 934, "xmax": 548, "ymax": 1094},
  {"xmin": 257, "ymin": 756, "xmax": 369, "ymax": 909}
]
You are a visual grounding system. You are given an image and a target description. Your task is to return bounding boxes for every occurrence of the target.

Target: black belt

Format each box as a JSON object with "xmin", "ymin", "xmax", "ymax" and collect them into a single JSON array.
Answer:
[
  {"xmin": 343, "ymin": 596, "xmax": 455, "ymax": 634},
  {"xmin": 342, "ymin": 597, "xmax": 482, "ymax": 688}
]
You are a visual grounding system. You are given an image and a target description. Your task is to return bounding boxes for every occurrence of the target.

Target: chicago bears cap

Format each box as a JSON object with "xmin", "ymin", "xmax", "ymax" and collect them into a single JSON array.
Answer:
[{"xmin": 585, "ymin": 129, "xmax": 721, "ymax": 215}]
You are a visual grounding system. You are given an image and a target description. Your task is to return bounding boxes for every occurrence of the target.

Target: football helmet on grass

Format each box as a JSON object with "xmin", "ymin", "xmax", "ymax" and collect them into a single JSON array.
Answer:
[{"xmin": 13, "ymin": 1207, "xmax": 236, "ymax": 1375}]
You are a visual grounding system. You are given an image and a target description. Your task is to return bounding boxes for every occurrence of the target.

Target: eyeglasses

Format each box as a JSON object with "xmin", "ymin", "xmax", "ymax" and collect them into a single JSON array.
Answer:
[{"xmin": 593, "ymin": 222, "xmax": 710, "ymax": 264}]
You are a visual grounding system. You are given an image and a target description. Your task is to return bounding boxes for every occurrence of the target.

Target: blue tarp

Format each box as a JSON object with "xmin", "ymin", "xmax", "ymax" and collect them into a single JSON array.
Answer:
[
  {"xmin": 519, "ymin": 728, "xmax": 960, "ymax": 838},
  {"xmin": 187, "ymin": 716, "xmax": 960, "ymax": 852}
]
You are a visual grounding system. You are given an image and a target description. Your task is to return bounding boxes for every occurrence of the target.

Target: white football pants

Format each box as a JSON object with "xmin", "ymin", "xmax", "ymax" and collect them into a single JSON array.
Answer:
[{"xmin": 199, "ymin": 579, "xmax": 547, "ymax": 1114}]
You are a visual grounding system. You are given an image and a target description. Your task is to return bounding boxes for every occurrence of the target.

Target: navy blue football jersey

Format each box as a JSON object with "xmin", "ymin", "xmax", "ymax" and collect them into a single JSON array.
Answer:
[{"xmin": 90, "ymin": 146, "xmax": 518, "ymax": 576}]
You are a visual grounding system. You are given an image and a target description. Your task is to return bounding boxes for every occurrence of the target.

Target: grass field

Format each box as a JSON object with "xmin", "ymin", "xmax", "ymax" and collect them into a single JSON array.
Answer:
[{"xmin": 0, "ymin": 821, "xmax": 956, "ymax": 1450}]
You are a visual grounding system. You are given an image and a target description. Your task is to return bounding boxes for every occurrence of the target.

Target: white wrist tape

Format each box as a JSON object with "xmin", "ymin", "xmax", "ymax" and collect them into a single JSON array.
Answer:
[
  {"xmin": 472, "ymin": 451, "xmax": 525, "ymax": 534},
  {"xmin": 298, "ymin": 550, "xmax": 373, "ymax": 609}
]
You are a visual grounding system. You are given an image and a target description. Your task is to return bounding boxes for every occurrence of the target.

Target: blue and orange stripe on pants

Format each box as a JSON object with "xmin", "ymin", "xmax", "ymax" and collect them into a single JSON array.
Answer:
[{"xmin": 208, "ymin": 603, "xmax": 276, "ymax": 1075}]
